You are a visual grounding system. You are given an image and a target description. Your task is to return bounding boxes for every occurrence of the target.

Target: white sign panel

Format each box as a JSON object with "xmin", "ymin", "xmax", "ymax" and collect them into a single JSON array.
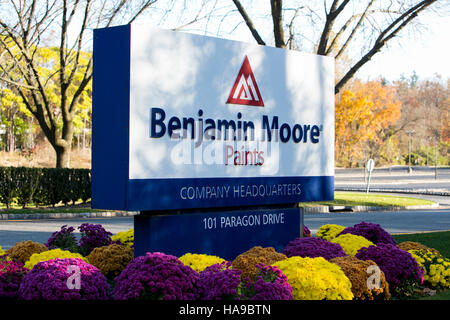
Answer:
[{"xmin": 129, "ymin": 26, "xmax": 334, "ymax": 180}]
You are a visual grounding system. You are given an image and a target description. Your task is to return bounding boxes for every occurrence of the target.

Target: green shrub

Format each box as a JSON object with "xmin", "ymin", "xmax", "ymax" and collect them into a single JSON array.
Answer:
[
  {"xmin": 0, "ymin": 167, "xmax": 18, "ymax": 208},
  {"xmin": 0, "ymin": 167, "xmax": 91, "ymax": 208},
  {"xmin": 16, "ymin": 167, "xmax": 42, "ymax": 208}
]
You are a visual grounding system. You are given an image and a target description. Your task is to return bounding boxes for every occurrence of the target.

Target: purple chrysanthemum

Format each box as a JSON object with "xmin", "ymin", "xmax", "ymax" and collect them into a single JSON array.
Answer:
[
  {"xmin": 338, "ymin": 221, "xmax": 396, "ymax": 245},
  {"xmin": 197, "ymin": 261, "xmax": 242, "ymax": 300},
  {"xmin": 78, "ymin": 223, "xmax": 114, "ymax": 256},
  {"xmin": 303, "ymin": 225, "xmax": 312, "ymax": 237},
  {"xmin": 46, "ymin": 225, "xmax": 79, "ymax": 252},
  {"xmin": 19, "ymin": 258, "xmax": 110, "ymax": 300},
  {"xmin": 0, "ymin": 255, "xmax": 29, "ymax": 299},
  {"xmin": 243, "ymin": 264, "xmax": 293, "ymax": 300},
  {"xmin": 113, "ymin": 252, "xmax": 199, "ymax": 300},
  {"xmin": 356, "ymin": 244, "xmax": 424, "ymax": 293},
  {"xmin": 282, "ymin": 237, "xmax": 347, "ymax": 260}
]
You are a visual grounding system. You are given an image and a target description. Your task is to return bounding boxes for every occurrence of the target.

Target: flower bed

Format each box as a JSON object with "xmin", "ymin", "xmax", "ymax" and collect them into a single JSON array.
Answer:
[{"xmin": 0, "ymin": 221, "xmax": 448, "ymax": 300}]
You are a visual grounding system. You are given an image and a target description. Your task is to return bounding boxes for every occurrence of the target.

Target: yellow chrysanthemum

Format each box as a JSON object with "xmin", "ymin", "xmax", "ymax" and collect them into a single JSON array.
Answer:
[
  {"xmin": 179, "ymin": 253, "xmax": 226, "ymax": 273},
  {"xmin": 272, "ymin": 256, "xmax": 353, "ymax": 300},
  {"xmin": 331, "ymin": 234, "xmax": 374, "ymax": 256},
  {"xmin": 409, "ymin": 249, "xmax": 450, "ymax": 289},
  {"xmin": 111, "ymin": 229, "xmax": 134, "ymax": 247},
  {"xmin": 24, "ymin": 249, "xmax": 88, "ymax": 270},
  {"xmin": 316, "ymin": 224, "xmax": 346, "ymax": 241}
]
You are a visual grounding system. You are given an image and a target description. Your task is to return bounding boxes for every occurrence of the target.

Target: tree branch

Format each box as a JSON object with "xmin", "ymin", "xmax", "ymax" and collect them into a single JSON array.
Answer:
[
  {"xmin": 231, "ymin": 0, "xmax": 266, "ymax": 45},
  {"xmin": 317, "ymin": 0, "xmax": 350, "ymax": 55},
  {"xmin": 335, "ymin": 0, "xmax": 437, "ymax": 94},
  {"xmin": 128, "ymin": 0, "xmax": 158, "ymax": 24},
  {"xmin": 287, "ymin": 7, "xmax": 302, "ymax": 49},
  {"xmin": 0, "ymin": 76, "xmax": 37, "ymax": 90},
  {"xmin": 327, "ymin": 0, "xmax": 375, "ymax": 57}
]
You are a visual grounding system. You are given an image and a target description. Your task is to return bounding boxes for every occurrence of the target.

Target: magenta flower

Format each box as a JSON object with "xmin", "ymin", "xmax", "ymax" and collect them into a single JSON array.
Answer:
[
  {"xmin": 0, "ymin": 255, "xmax": 29, "ymax": 299},
  {"xmin": 283, "ymin": 237, "xmax": 347, "ymax": 260},
  {"xmin": 338, "ymin": 221, "xmax": 396, "ymax": 245},
  {"xmin": 243, "ymin": 264, "xmax": 293, "ymax": 300},
  {"xmin": 78, "ymin": 223, "xmax": 115, "ymax": 256},
  {"xmin": 46, "ymin": 225, "xmax": 78, "ymax": 252},
  {"xmin": 197, "ymin": 261, "xmax": 242, "ymax": 300},
  {"xmin": 356, "ymin": 244, "xmax": 424, "ymax": 295},
  {"xmin": 303, "ymin": 225, "xmax": 311, "ymax": 237},
  {"xmin": 113, "ymin": 252, "xmax": 199, "ymax": 300},
  {"xmin": 19, "ymin": 258, "xmax": 110, "ymax": 300}
]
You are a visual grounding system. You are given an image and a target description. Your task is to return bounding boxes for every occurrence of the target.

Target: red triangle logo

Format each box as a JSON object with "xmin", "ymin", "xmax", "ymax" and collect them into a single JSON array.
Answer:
[{"xmin": 226, "ymin": 56, "xmax": 264, "ymax": 107}]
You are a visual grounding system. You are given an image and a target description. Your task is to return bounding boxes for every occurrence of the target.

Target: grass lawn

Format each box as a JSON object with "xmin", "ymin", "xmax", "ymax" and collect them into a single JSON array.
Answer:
[
  {"xmin": 299, "ymin": 191, "xmax": 435, "ymax": 207},
  {"xmin": 0, "ymin": 202, "xmax": 104, "ymax": 214},
  {"xmin": 418, "ymin": 290, "xmax": 450, "ymax": 300},
  {"xmin": 393, "ymin": 231, "xmax": 450, "ymax": 300},
  {"xmin": 393, "ymin": 231, "xmax": 450, "ymax": 260}
]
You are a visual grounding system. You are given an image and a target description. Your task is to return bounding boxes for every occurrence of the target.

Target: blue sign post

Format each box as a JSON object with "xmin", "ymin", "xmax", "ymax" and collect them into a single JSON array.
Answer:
[
  {"xmin": 134, "ymin": 206, "xmax": 303, "ymax": 260},
  {"xmin": 92, "ymin": 24, "xmax": 334, "ymax": 259}
]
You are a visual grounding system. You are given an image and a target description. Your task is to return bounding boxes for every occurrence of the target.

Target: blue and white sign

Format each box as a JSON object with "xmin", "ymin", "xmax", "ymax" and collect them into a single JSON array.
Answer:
[{"xmin": 92, "ymin": 24, "xmax": 335, "ymax": 211}]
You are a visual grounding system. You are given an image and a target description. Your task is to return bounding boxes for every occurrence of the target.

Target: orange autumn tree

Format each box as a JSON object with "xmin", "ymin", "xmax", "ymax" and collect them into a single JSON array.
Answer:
[{"xmin": 335, "ymin": 80, "xmax": 401, "ymax": 167}]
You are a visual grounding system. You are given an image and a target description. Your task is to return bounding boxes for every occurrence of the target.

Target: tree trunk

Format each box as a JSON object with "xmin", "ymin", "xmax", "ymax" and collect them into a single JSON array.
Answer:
[
  {"xmin": 270, "ymin": 0, "xmax": 286, "ymax": 48},
  {"xmin": 55, "ymin": 145, "xmax": 71, "ymax": 168}
]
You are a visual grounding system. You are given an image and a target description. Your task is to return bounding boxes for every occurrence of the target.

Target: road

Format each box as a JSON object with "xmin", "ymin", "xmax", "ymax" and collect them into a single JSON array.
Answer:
[
  {"xmin": 335, "ymin": 166, "xmax": 450, "ymax": 194},
  {"xmin": 0, "ymin": 216, "xmax": 132, "ymax": 250},
  {"xmin": 304, "ymin": 207, "xmax": 450, "ymax": 235}
]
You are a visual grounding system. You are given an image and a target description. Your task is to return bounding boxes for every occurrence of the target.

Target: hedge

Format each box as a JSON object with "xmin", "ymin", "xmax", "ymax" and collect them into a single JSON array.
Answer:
[{"xmin": 0, "ymin": 167, "xmax": 91, "ymax": 208}]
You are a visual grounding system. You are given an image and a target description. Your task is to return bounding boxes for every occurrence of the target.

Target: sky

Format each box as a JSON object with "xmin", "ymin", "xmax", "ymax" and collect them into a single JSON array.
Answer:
[{"xmin": 355, "ymin": 12, "xmax": 450, "ymax": 83}]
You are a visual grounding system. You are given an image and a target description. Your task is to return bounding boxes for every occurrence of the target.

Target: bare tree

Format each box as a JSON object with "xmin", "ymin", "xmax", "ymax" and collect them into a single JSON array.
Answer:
[
  {"xmin": 394, "ymin": 74, "xmax": 448, "ymax": 162},
  {"xmin": 229, "ymin": 0, "xmax": 440, "ymax": 94},
  {"xmin": 0, "ymin": 0, "xmax": 157, "ymax": 167}
]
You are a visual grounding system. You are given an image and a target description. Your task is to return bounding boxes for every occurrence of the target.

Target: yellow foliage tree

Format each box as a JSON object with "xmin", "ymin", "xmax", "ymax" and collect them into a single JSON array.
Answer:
[
  {"xmin": 335, "ymin": 80, "xmax": 401, "ymax": 167},
  {"xmin": 0, "ymin": 87, "xmax": 33, "ymax": 152},
  {"xmin": 0, "ymin": 0, "xmax": 156, "ymax": 167},
  {"xmin": 0, "ymin": 33, "xmax": 92, "ymax": 167}
]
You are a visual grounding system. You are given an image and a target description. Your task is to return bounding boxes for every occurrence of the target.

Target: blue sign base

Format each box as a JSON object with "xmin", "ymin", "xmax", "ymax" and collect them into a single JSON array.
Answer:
[{"xmin": 134, "ymin": 206, "xmax": 303, "ymax": 261}]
